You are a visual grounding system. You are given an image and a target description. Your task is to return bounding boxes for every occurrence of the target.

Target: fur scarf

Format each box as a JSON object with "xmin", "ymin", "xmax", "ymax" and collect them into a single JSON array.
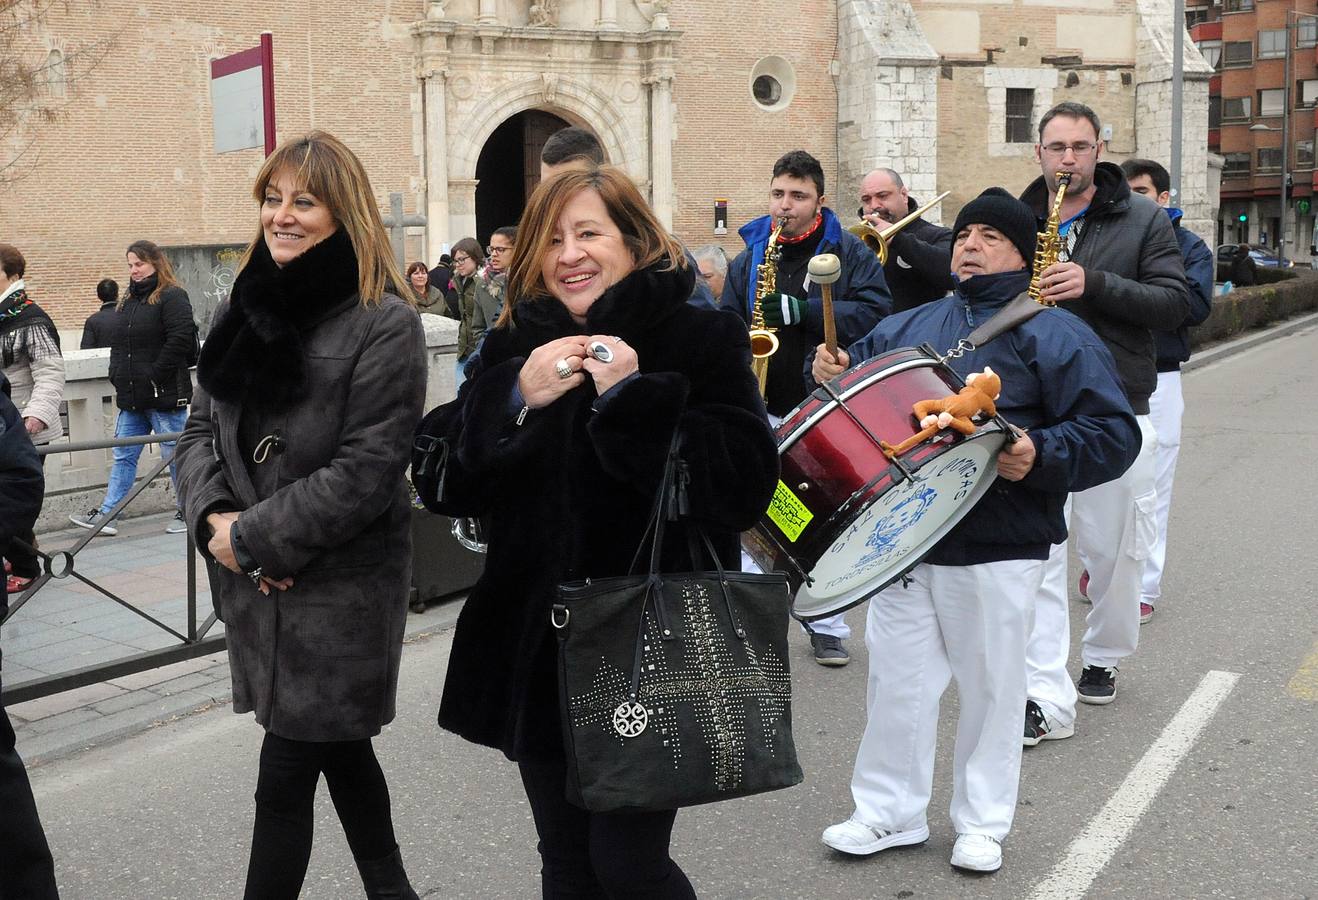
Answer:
[{"xmin": 198, "ymin": 229, "xmax": 359, "ymax": 411}]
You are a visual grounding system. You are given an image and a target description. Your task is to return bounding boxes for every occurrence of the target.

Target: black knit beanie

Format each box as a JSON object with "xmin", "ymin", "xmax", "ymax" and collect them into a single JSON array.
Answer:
[{"xmin": 951, "ymin": 187, "xmax": 1038, "ymax": 266}]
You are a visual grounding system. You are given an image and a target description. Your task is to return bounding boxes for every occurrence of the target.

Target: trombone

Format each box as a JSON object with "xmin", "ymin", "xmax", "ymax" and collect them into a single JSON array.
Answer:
[{"xmin": 848, "ymin": 191, "xmax": 951, "ymax": 265}]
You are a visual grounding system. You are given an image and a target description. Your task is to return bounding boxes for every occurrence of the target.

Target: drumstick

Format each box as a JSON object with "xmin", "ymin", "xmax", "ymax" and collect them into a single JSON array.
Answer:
[{"xmin": 808, "ymin": 254, "xmax": 842, "ymax": 357}]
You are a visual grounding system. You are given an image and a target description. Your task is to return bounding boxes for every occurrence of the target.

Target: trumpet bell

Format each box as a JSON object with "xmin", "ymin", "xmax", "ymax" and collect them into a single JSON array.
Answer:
[
  {"xmin": 847, "ymin": 222, "xmax": 889, "ymax": 266},
  {"xmin": 749, "ymin": 328, "xmax": 780, "ymax": 359}
]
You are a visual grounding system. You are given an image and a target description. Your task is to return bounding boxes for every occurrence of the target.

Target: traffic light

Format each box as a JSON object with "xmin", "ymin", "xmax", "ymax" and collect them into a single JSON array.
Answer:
[
  {"xmin": 1286, "ymin": 174, "xmax": 1294, "ymax": 201},
  {"xmin": 1238, "ymin": 212, "xmax": 1248, "ymax": 223}
]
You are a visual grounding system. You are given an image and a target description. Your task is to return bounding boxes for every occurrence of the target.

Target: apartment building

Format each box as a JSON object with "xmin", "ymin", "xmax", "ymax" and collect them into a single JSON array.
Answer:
[{"xmin": 1193, "ymin": 0, "xmax": 1318, "ymax": 259}]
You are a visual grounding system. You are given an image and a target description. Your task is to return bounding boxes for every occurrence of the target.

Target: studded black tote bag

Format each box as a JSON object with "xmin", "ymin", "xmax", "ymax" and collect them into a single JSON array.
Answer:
[{"xmin": 552, "ymin": 434, "xmax": 803, "ymax": 813}]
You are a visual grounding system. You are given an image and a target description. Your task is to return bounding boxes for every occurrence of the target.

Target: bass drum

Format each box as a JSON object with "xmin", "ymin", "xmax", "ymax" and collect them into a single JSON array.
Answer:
[{"xmin": 743, "ymin": 346, "xmax": 1007, "ymax": 620}]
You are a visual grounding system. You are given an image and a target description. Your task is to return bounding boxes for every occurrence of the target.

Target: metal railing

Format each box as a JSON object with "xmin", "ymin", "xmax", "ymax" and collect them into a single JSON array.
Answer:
[{"xmin": 1, "ymin": 431, "xmax": 224, "ymax": 706}]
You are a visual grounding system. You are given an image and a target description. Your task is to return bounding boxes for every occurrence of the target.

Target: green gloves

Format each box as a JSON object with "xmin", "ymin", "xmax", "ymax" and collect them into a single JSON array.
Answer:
[{"xmin": 761, "ymin": 293, "xmax": 810, "ymax": 327}]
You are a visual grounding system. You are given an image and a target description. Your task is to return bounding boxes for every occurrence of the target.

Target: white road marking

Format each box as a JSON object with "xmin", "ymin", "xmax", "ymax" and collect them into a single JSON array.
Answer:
[{"xmin": 1029, "ymin": 670, "xmax": 1241, "ymax": 900}]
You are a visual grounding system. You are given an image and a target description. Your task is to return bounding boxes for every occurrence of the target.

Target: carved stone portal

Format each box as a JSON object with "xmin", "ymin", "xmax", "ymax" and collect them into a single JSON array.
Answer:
[{"xmin": 528, "ymin": 0, "xmax": 560, "ymax": 27}]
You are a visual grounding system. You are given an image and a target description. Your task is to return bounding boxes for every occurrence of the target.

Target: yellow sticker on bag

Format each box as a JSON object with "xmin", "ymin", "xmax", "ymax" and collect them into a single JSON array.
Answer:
[{"xmin": 767, "ymin": 480, "xmax": 814, "ymax": 542}]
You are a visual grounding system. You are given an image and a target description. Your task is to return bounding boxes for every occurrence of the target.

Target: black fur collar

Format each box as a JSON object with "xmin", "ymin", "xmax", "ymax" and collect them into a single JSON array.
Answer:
[{"xmin": 198, "ymin": 229, "xmax": 359, "ymax": 411}]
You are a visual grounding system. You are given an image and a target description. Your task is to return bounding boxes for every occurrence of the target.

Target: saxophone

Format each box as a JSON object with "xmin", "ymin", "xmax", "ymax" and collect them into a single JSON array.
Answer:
[
  {"xmin": 1028, "ymin": 171, "xmax": 1073, "ymax": 307},
  {"xmin": 749, "ymin": 217, "xmax": 786, "ymax": 397}
]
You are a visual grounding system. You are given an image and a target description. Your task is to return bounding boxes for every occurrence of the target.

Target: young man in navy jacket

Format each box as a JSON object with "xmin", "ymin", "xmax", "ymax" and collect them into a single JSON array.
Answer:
[
  {"xmin": 1120, "ymin": 158, "xmax": 1214, "ymax": 624},
  {"xmin": 810, "ymin": 189, "xmax": 1139, "ymax": 874},
  {"xmin": 723, "ymin": 149, "xmax": 892, "ymax": 667}
]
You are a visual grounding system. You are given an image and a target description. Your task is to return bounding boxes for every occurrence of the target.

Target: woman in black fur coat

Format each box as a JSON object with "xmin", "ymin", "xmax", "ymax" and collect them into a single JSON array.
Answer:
[
  {"xmin": 174, "ymin": 132, "xmax": 426, "ymax": 899},
  {"xmin": 414, "ymin": 167, "xmax": 778, "ymax": 897}
]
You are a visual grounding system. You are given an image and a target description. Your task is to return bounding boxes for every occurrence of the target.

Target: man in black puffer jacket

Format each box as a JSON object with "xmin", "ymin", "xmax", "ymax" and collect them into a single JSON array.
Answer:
[
  {"xmin": 858, "ymin": 168, "xmax": 954, "ymax": 312},
  {"xmin": 1019, "ymin": 102, "xmax": 1191, "ymax": 734},
  {"xmin": 0, "ymin": 374, "xmax": 60, "ymax": 899}
]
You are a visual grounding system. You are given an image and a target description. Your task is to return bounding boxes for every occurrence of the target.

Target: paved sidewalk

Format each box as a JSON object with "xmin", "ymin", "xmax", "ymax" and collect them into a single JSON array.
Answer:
[{"xmin": 3, "ymin": 510, "xmax": 463, "ymax": 765}]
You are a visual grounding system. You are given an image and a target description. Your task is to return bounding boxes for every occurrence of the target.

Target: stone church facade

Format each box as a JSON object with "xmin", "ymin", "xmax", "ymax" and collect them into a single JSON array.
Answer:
[{"xmin": 2, "ymin": 0, "xmax": 1211, "ymax": 328}]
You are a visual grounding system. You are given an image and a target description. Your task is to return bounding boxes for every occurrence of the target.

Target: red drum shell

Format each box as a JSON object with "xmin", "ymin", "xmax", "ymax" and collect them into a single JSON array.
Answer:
[{"xmin": 743, "ymin": 347, "xmax": 1006, "ymax": 620}]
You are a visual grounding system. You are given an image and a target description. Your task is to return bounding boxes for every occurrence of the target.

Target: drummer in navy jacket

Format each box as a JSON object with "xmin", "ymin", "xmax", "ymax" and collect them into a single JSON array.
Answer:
[{"xmin": 809, "ymin": 188, "xmax": 1140, "ymax": 875}]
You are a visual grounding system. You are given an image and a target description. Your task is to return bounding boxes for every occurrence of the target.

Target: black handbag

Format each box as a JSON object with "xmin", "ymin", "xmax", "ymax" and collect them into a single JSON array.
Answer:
[{"xmin": 551, "ymin": 433, "xmax": 804, "ymax": 813}]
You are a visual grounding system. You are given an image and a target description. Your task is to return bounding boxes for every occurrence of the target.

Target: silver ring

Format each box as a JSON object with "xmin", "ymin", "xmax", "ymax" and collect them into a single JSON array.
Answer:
[
  {"xmin": 587, "ymin": 341, "xmax": 614, "ymax": 364},
  {"xmin": 554, "ymin": 358, "xmax": 573, "ymax": 379}
]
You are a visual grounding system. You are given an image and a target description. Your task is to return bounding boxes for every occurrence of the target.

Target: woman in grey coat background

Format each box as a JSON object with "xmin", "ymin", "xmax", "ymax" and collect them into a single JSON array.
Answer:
[{"xmin": 174, "ymin": 131, "xmax": 426, "ymax": 900}]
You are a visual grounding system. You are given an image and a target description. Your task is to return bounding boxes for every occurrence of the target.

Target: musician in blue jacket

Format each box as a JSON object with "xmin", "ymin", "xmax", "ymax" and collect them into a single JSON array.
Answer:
[
  {"xmin": 809, "ymin": 188, "xmax": 1139, "ymax": 874},
  {"xmin": 1120, "ymin": 158, "xmax": 1214, "ymax": 624},
  {"xmin": 723, "ymin": 150, "xmax": 892, "ymax": 667},
  {"xmin": 722, "ymin": 150, "xmax": 891, "ymax": 421}
]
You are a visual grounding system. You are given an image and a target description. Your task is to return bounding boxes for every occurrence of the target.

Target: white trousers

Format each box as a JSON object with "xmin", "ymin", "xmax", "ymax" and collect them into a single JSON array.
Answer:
[
  {"xmin": 1027, "ymin": 415, "xmax": 1158, "ymax": 726},
  {"xmin": 1143, "ymin": 372, "xmax": 1183, "ymax": 606},
  {"xmin": 849, "ymin": 560, "xmax": 1041, "ymax": 841},
  {"xmin": 739, "ymin": 548, "xmax": 852, "ymax": 641}
]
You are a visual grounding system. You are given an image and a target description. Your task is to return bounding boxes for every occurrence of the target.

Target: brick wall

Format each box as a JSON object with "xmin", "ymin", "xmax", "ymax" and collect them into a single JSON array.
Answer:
[
  {"xmin": 1, "ymin": 2, "xmax": 427, "ymax": 329},
  {"xmin": 667, "ymin": 1, "xmax": 839, "ymax": 263}
]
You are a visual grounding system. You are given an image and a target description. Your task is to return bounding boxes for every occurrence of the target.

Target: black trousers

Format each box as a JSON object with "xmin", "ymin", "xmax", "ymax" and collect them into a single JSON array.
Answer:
[
  {"xmin": 7, "ymin": 453, "xmax": 45, "ymax": 580},
  {"xmin": 243, "ymin": 731, "xmax": 400, "ymax": 900},
  {"xmin": 518, "ymin": 758, "xmax": 696, "ymax": 900},
  {"xmin": 0, "ymin": 681, "xmax": 59, "ymax": 900}
]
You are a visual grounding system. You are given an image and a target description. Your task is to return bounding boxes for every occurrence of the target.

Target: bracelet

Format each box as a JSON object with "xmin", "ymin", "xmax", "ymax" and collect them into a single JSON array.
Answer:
[{"xmin": 246, "ymin": 567, "xmax": 263, "ymax": 585}]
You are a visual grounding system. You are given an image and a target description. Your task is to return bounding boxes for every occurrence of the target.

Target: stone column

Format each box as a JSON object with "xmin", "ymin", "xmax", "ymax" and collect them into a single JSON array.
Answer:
[
  {"xmin": 646, "ymin": 71, "xmax": 675, "ymax": 229},
  {"xmin": 422, "ymin": 67, "xmax": 451, "ymax": 263},
  {"xmin": 449, "ymin": 178, "xmax": 480, "ymax": 245},
  {"xmin": 1134, "ymin": 0, "xmax": 1215, "ymax": 244},
  {"xmin": 477, "ymin": 0, "xmax": 497, "ymax": 25},
  {"xmin": 836, "ymin": 0, "xmax": 942, "ymax": 215},
  {"xmin": 598, "ymin": 0, "xmax": 617, "ymax": 28}
]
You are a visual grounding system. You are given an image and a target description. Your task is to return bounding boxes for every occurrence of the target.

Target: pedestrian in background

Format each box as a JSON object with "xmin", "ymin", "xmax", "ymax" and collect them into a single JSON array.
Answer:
[
  {"xmin": 69, "ymin": 241, "xmax": 195, "ymax": 537},
  {"xmin": 0, "ymin": 373, "xmax": 60, "ymax": 900},
  {"xmin": 175, "ymin": 130, "xmax": 426, "ymax": 900},
  {"xmin": 80, "ymin": 278, "xmax": 121, "ymax": 349},
  {"xmin": 450, "ymin": 236, "xmax": 484, "ymax": 387},
  {"xmin": 0, "ymin": 243, "xmax": 65, "ymax": 594},
  {"xmin": 406, "ymin": 260, "xmax": 447, "ymax": 315}
]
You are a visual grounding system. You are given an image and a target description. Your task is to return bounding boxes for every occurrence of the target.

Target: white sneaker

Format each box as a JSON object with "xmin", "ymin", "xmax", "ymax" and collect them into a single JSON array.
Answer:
[
  {"xmin": 950, "ymin": 833, "xmax": 1002, "ymax": 872},
  {"xmin": 821, "ymin": 817, "xmax": 929, "ymax": 856}
]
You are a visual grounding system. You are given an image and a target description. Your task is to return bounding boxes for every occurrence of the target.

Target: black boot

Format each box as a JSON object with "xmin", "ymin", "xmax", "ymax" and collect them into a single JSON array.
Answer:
[{"xmin": 354, "ymin": 846, "xmax": 420, "ymax": 900}]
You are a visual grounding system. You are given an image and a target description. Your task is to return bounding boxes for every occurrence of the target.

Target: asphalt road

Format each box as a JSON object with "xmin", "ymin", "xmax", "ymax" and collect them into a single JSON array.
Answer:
[{"xmin": 24, "ymin": 323, "xmax": 1318, "ymax": 900}]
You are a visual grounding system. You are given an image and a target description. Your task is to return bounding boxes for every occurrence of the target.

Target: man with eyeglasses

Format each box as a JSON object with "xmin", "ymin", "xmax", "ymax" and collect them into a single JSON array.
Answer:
[{"xmin": 1019, "ymin": 102, "xmax": 1191, "ymax": 742}]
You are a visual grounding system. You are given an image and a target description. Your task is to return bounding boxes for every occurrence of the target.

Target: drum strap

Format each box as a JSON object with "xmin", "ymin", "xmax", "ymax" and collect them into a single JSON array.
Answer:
[{"xmin": 941, "ymin": 292, "xmax": 1045, "ymax": 362}]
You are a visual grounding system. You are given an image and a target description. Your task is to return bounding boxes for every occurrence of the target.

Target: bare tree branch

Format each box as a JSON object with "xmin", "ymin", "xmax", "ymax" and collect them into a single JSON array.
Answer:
[{"xmin": 0, "ymin": 1, "xmax": 117, "ymax": 185}]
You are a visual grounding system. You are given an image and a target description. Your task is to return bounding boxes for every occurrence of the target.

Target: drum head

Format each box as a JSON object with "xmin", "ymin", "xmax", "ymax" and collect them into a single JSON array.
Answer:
[{"xmin": 792, "ymin": 429, "xmax": 1006, "ymax": 621}]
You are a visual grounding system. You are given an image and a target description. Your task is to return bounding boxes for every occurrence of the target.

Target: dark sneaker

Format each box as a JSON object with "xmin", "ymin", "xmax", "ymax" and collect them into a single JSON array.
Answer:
[
  {"xmin": 69, "ymin": 510, "xmax": 118, "ymax": 536},
  {"xmin": 1024, "ymin": 699, "xmax": 1074, "ymax": 746},
  {"xmin": 1078, "ymin": 569, "xmax": 1091, "ymax": 603},
  {"xmin": 1077, "ymin": 665, "xmax": 1117, "ymax": 705},
  {"xmin": 1139, "ymin": 602, "xmax": 1154, "ymax": 624},
  {"xmin": 165, "ymin": 510, "xmax": 187, "ymax": 534},
  {"xmin": 811, "ymin": 633, "xmax": 850, "ymax": 667}
]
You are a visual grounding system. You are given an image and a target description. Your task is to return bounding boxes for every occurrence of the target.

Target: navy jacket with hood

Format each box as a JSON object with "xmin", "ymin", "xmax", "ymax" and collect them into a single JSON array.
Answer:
[
  {"xmin": 1157, "ymin": 208, "xmax": 1214, "ymax": 371},
  {"xmin": 721, "ymin": 207, "xmax": 891, "ymax": 354},
  {"xmin": 835, "ymin": 269, "xmax": 1141, "ymax": 566}
]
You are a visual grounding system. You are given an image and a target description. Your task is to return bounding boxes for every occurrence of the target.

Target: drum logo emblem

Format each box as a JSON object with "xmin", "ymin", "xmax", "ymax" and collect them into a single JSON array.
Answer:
[{"xmin": 855, "ymin": 483, "xmax": 939, "ymax": 570}]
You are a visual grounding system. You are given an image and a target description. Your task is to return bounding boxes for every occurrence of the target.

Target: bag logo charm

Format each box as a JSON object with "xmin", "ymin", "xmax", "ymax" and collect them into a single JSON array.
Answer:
[{"xmin": 612, "ymin": 700, "xmax": 648, "ymax": 737}]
